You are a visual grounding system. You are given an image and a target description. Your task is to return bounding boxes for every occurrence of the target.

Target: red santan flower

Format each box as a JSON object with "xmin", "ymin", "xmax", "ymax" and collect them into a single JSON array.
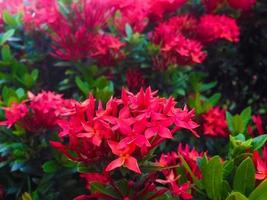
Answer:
[
  {"xmin": 202, "ymin": 107, "xmax": 229, "ymax": 137},
  {"xmin": 253, "ymin": 146, "xmax": 267, "ymax": 180},
  {"xmin": 156, "ymin": 143, "xmax": 206, "ymax": 199},
  {"xmin": 0, "ymin": 91, "xmax": 73, "ymax": 132},
  {"xmin": 151, "ymin": 14, "xmax": 239, "ymax": 68},
  {"xmin": 51, "ymin": 88, "xmax": 198, "ymax": 174}
]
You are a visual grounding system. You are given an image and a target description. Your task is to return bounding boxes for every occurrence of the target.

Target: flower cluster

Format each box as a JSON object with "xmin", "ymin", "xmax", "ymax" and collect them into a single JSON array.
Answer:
[
  {"xmin": 253, "ymin": 146, "xmax": 267, "ymax": 180},
  {"xmin": 51, "ymin": 87, "xmax": 198, "ymax": 174},
  {"xmin": 3, "ymin": 0, "xmax": 240, "ymax": 69},
  {"xmin": 151, "ymin": 14, "xmax": 239, "ymax": 67},
  {"xmin": 202, "ymin": 107, "xmax": 229, "ymax": 137},
  {"xmin": 0, "ymin": 91, "xmax": 73, "ymax": 132},
  {"xmin": 156, "ymin": 144, "xmax": 206, "ymax": 199}
]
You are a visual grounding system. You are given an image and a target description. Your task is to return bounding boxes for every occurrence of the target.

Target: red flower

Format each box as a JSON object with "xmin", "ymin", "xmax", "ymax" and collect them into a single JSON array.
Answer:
[
  {"xmin": 156, "ymin": 170, "xmax": 192, "ymax": 200},
  {"xmin": 152, "ymin": 20, "xmax": 206, "ymax": 66},
  {"xmin": 51, "ymin": 24, "xmax": 93, "ymax": 61},
  {"xmin": 228, "ymin": 0, "xmax": 256, "ymax": 11},
  {"xmin": 178, "ymin": 143, "xmax": 204, "ymax": 179},
  {"xmin": 126, "ymin": 69, "xmax": 145, "ymax": 92},
  {"xmin": 201, "ymin": 0, "xmax": 224, "ymax": 12},
  {"xmin": 148, "ymin": 0, "xmax": 187, "ymax": 20},
  {"xmin": 105, "ymin": 140, "xmax": 141, "ymax": 174},
  {"xmin": 202, "ymin": 107, "xmax": 229, "ymax": 138},
  {"xmin": 253, "ymin": 147, "xmax": 267, "ymax": 180},
  {"xmin": 80, "ymin": 172, "xmax": 110, "ymax": 189},
  {"xmin": 26, "ymin": 91, "xmax": 73, "ymax": 129},
  {"xmin": 23, "ymin": 0, "xmax": 59, "ymax": 30},
  {"xmin": 89, "ymin": 34, "xmax": 125, "ymax": 66},
  {"xmin": 51, "ymin": 87, "xmax": 198, "ymax": 174},
  {"xmin": 151, "ymin": 15, "xmax": 207, "ymax": 66},
  {"xmin": 0, "ymin": 91, "xmax": 73, "ymax": 132},
  {"xmin": 0, "ymin": 102, "xmax": 28, "ymax": 128},
  {"xmin": 197, "ymin": 14, "xmax": 240, "ymax": 43},
  {"xmin": 252, "ymin": 115, "xmax": 265, "ymax": 135},
  {"xmin": 114, "ymin": 0, "xmax": 149, "ymax": 34}
]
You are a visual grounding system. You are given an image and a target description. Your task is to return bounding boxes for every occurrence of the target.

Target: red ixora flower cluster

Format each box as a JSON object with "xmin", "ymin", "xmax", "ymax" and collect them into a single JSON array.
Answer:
[
  {"xmin": 253, "ymin": 146, "xmax": 267, "ymax": 180},
  {"xmin": 46, "ymin": 0, "xmax": 125, "ymax": 64},
  {"xmin": 202, "ymin": 107, "xmax": 229, "ymax": 137},
  {"xmin": 0, "ymin": 91, "xmax": 74, "ymax": 132},
  {"xmin": 51, "ymin": 87, "xmax": 198, "ymax": 174},
  {"xmin": 151, "ymin": 14, "xmax": 239, "ymax": 67},
  {"xmin": 202, "ymin": 0, "xmax": 256, "ymax": 12},
  {"xmin": 156, "ymin": 144, "xmax": 206, "ymax": 199}
]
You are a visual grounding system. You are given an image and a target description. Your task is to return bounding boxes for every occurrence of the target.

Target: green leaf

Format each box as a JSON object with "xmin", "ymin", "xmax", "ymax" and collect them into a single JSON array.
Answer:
[
  {"xmin": 3, "ymin": 11, "xmax": 17, "ymax": 26},
  {"xmin": 223, "ymin": 160, "xmax": 234, "ymax": 178},
  {"xmin": 125, "ymin": 23, "xmax": 133, "ymax": 39},
  {"xmin": 91, "ymin": 183, "xmax": 119, "ymax": 198},
  {"xmin": 200, "ymin": 81, "xmax": 217, "ymax": 92},
  {"xmin": 252, "ymin": 135, "xmax": 267, "ymax": 150},
  {"xmin": 1, "ymin": 45, "xmax": 12, "ymax": 61},
  {"xmin": 202, "ymin": 156, "xmax": 224, "ymax": 200},
  {"xmin": 75, "ymin": 76, "xmax": 90, "ymax": 96},
  {"xmin": 249, "ymin": 180, "xmax": 267, "ymax": 200},
  {"xmin": 15, "ymin": 88, "xmax": 25, "ymax": 100},
  {"xmin": 31, "ymin": 69, "xmax": 39, "ymax": 83},
  {"xmin": 226, "ymin": 192, "xmax": 248, "ymax": 200},
  {"xmin": 241, "ymin": 107, "xmax": 252, "ymax": 129},
  {"xmin": 0, "ymin": 29, "xmax": 15, "ymax": 45},
  {"xmin": 227, "ymin": 112, "xmax": 234, "ymax": 133},
  {"xmin": 207, "ymin": 93, "xmax": 221, "ymax": 106},
  {"xmin": 42, "ymin": 160, "xmax": 60, "ymax": 173},
  {"xmin": 233, "ymin": 157, "xmax": 255, "ymax": 196}
]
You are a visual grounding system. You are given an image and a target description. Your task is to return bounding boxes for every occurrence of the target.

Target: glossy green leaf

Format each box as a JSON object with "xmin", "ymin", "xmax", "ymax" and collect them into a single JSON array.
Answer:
[
  {"xmin": 202, "ymin": 156, "xmax": 224, "ymax": 200},
  {"xmin": 233, "ymin": 157, "xmax": 255, "ymax": 195},
  {"xmin": 0, "ymin": 29, "xmax": 15, "ymax": 45},
  {"xmin": 1, "ymin": 45, "xmax": 12, "ymax": 61},
  {"xmin": 226, "ymin": 192, "xmax": 248, "ymax": 200},
  {"xmin": 241, "ymin": 107, "xmax": 252, "ymax": 130},
  {"xmin": 248, "ymin": 180, "xmax": 267, "ymax": 200},
  {"xmin": 252, "ymin": 135, "xmax": 267, "ymax": 150},
  {"xmin": 3, "ymin": 11, "xmax": 17, "ymax": 26},
  {"xmin": 42, "ymin": 161, "xmax": 60, "ymax": 173},
  {"xmin": 227, "ymin": 112, "xmax": 234, "ymax": 133}
]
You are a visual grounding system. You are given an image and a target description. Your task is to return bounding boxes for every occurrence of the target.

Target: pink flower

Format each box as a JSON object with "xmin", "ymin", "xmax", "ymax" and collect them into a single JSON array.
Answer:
[{"xmin": 202, "ymin": 107, "xmax": 229, "ymax": 138}]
